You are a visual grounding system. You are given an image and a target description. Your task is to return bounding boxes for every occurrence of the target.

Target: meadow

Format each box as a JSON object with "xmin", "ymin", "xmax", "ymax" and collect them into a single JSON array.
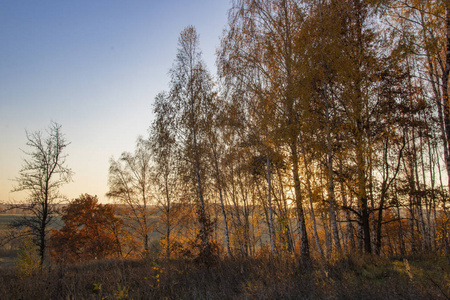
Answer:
[
  {"xmin": 0, "ymin": 214, "xmax": 21, "ymax": 269},
  {"xmin": 1, "ymin": 211, "xmax": 450, "ymax": 299},
  {"xmin": 0, "ymin": 254, "xmax": 448, "ymax": 299},
  {"xmin": 0, "ymin": 213, "xmax": 64, "ymax": 269}
]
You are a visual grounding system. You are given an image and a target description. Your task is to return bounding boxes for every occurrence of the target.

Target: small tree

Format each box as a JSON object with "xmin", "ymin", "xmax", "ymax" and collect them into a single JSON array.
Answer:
[
  {"xmin": 50, "ymin": 194, "xmax": 123, "ymax": 263},
  {"xmin": 10, "ymin": 121, "xmax": 72, "ymax": 266},
  {"xmin": 15, "ymin": 239, "xmax": 40, "ymax": 277}
]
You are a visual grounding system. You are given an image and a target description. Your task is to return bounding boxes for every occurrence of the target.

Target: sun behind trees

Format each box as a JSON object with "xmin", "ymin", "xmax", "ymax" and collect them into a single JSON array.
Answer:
[
  {"xmin": 144, "ymin": 0, "xmax": 450, "ymax": 261},
  {"xmin": 4, "ymin": 0, "xmax": 450, "ymax": 298},
  {"xmin": 4, "ymin": 0, "xmax": 450, "ymax": 281}
]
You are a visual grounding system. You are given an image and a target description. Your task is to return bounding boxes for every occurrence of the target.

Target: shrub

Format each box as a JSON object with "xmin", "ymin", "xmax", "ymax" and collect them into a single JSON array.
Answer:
[{"xmin": 15, "ymin": 239, "xmax": 40, "ymax": 277}]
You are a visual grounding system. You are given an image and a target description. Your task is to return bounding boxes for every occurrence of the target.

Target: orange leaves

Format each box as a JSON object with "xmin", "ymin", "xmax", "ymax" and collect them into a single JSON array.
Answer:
[{"xmin": 50, "ymin": 194, "xmax": 123, "ymax": 263}]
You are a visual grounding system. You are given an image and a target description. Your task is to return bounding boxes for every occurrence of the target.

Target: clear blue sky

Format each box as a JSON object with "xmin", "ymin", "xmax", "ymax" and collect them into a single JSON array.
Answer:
[{"xmin": 0, "ymin": 0, "xmax": 231, "ymax": 202}]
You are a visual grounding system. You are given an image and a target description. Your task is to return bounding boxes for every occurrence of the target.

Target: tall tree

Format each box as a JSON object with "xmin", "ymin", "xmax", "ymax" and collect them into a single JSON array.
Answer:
[
  {"xmin": 381, "ymin": 0, "xmax": 447, "ymax": 254},
  {"xmin": 218, "ymin": 0, "xmax": 311, "ymax": 260},
  {"xmin": 386, "ymin": 0, "xmax": 450, "ymax": 191},
  {"xmin": 10, "ymin": 121, "xmax": 72, "ymax": 266},
  {"xmin": 204, "ymin": 97, "xmax": 233, "ymax": 256},
  {"xmin": 169, "ymin": 26, "xmax": 216, "ymax": 259},
  {"xmin": 150, "ymin": 91, "xmax": 180, "ymax": 259},
  {"xmin": 311, "ymin": 0, "xmax": 383, "ymax": 254},
  {"xmin": 107, "ymin": 137, "xmax": 154, "ymax": 255}
]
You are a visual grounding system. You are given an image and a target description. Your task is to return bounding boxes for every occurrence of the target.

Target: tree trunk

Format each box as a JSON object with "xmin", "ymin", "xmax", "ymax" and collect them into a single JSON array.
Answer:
[
  {"xmin": 322, "ymin": 210, "xmax": 332, "ymax": 258},
  {"xmin": 396, "ymin": 198, "xmax": 406, "ymax": 256},
  {"xmin": 357, "ymin": 137, "xmax": 371, "ymax": 254},
  {"xmin": 165, "ymin": 172, "xmax": 171, "ymax": 259},
  {"xmin": 443, "ymin": 3, "xmax": 450, "ymax": 192},
  {"xmin": 213, "ymin": 151, "xmax": 232, "ymax": 257},
  {"xmin": 39, "ymin": 202, "xmax": 47, "ymax": 267},
  {"xmin": 375, "ymin": 139, "xmax": 389, "ymax": 255},
  {"xmin": 195, "ymin": 151, "xmax": 209, "ymax": 255},
  {"xmin": 300, "ymin": 134, "xmax": 323, "ymax": 257},
  {"xmin": 325, "ymin": 110, "xmax": 341, "ymax": 254},
  {"xmin": 339, "ymin": 159, "xmax": 355, "ymax": 254},
  {"xmin": 291, "ymin": 142, "xmax": 310, "ymax": 260},
  {"xmin": 39, "ymin": 185, "xmax": 49, "ymax": 267},
  {"xmin": 266, "ymin": 155, "xmax": 276, "ymax": 254},
  {"xmin": 275, "ymin": 167, "xmax": 294, "ymax": 253}
]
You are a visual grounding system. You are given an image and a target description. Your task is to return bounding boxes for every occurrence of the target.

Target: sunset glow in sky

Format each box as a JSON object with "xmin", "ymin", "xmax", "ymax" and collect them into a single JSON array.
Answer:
[{"xmin": 0, "ymin": 1, "xmax": 230, "ymax": 202}]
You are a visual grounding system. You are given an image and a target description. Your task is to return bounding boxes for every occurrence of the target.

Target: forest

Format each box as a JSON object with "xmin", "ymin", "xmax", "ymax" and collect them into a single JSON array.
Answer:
[{"xmin": 1, "ymin": 0, "xmax": 450, "ymax": 299}]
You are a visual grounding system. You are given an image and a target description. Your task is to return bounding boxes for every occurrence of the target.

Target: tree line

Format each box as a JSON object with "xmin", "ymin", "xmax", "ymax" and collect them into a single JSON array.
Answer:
[
  {"xmin": 112, "ymin": 0, "xmax": 450, "ymax": 262},
  {"xmin": 5, "ymin": 0, "xmax": 450, "ymax": 265}
]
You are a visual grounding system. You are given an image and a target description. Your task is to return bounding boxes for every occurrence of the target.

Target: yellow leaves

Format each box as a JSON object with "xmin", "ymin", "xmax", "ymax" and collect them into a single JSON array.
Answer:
[
  {"xmin": 93, "ymin": 283, "xmax": 102, "ymax": 292},
  {"xmin": 243, "ymin": 280, "xmax": 259, "ymax": 297},
  {"xmin": 114, "ymin": 285, "xmax": 130, "ymax": 300},
  {"xmin": 15, "ymin": 239, "xmax": 40, "ymax": 278}
]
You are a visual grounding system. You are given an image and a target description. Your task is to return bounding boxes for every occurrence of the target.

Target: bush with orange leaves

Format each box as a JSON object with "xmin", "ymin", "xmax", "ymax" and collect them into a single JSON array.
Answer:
[{"xmin": 50, "ymin": 194, "xmax": 123, "ymax": 263}]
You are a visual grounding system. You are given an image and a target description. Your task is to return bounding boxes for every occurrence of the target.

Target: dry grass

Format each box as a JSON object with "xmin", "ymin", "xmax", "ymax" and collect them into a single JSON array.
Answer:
[{"xmin": 0, "ymin": 254, "xmax": 448, "ymax": 299}]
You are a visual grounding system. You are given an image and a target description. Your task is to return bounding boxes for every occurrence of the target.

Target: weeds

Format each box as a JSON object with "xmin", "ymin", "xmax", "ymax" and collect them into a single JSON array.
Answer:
[
  {"xmin": 0, "ymin": 255, "xmax": 448, "ymax": 299},
  {"xmin": 15, "ymin": 239, "xmax": 40, "ymax": 278}
]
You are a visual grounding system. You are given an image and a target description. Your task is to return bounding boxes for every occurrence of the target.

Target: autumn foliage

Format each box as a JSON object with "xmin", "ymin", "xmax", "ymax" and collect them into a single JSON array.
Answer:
[
  {"xmin": 50, "ymin": 194, "xmax": 122, "ymax": 262},
  {"xmin": 4, "ymin": 0, "xmax": 450, "ymax": 275}
]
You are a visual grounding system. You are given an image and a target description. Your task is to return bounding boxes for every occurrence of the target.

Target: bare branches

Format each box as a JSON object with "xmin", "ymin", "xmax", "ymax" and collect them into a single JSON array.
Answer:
[
  {"xmin": 107, "ymin": 137, "xmax": 155, "ymax": 254},
  {"xmin": 9, "ymin": 121, "xmax": 72, "ymax": 266}
]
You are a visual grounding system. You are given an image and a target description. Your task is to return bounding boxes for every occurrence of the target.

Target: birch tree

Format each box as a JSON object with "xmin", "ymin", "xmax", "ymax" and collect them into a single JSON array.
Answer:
[
  {"xmin": 150, "ymin": 92, "xmax": 179, "ymax": 259},
  {"xmin": 169, "ymin": 26, "xmax": 216, "ymax": 260},
  {"xmin": 107, "ymin": 137, "xmax": 154, "ymax": 255},
  {"xmin": 218, "ymin": 0, "xmax": 311, "ymax": 260}
]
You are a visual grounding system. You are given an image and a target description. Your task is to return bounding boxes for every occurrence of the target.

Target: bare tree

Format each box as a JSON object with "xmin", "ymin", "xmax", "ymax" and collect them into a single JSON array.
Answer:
[{"xmin": 9, "ymin": 121, "xmax": 72, "ymax": 266}]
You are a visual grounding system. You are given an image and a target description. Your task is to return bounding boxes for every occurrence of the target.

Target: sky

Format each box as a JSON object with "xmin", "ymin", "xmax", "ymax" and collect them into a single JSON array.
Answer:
[{"xmin": 0, "ymin": 0, "xmax": 231, "ymax": 203}]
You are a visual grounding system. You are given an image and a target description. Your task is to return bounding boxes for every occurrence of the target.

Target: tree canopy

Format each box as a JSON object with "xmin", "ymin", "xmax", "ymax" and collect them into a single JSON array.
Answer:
[{"xmin": 50, "ymin": 194, "xmax": 122, "ymax": 263}]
